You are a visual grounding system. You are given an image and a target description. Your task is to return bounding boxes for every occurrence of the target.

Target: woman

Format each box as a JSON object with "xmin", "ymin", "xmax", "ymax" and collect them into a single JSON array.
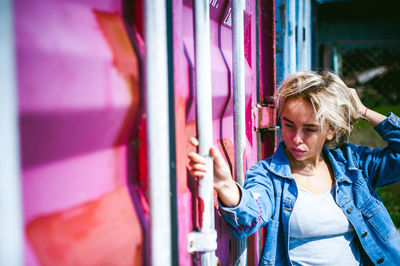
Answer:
[{"xmin": 188, "ymin": 71, "xmax": 400, "ymax": 265}]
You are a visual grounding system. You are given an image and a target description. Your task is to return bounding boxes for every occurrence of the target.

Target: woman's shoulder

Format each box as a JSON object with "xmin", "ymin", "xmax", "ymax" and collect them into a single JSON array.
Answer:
[
  {"xmin": 244, "ymin": 157, "xmax": 287, "ymax": 190},
  {"xmin": 328, "ymin": 142, "xmax": 373, "ymax": 167},
  {"xmin": 246, "ymin": 152, "xmax": 292, "ymax": 181},
  {"xmin": 247, "ymin": 157, "xmax": 274, "ymax": 174},
  {"xmin": 330, "ymin": 142, "xmax": 372, "ymax": 155}
]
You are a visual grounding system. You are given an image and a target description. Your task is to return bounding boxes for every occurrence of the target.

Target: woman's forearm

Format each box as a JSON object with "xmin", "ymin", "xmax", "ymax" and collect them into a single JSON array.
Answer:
[
  {"xmin": 363, "ymin": 107, "xmax": 387, "ymax": 127},
  {"xmin": 215, "ymin": 179, "xmax": 241, "ymax": 208}
]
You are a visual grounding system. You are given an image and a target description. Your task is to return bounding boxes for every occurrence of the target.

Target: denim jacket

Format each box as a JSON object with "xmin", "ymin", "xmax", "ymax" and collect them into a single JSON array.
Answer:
[{"xmin": 219, "ymin": 113, "xmax": 400, "ymax": 265}]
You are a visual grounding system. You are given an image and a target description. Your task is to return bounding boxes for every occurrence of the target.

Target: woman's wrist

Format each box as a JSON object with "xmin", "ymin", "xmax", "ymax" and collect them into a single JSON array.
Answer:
[
  {"xmin": 214, "ymin": 178, "xmax": 236, "ymax": 192},
  {"xmin": 361, "ymin": 107, "xmax": 387, "ymax": 127},
  {"xmin": 215, "ymin": 179, "xmax": 241, "ymax": 207},
  {"xmin": 362, "ymin": 106, "xmax": 369, "ymax": 118},
  {"xmin": 358, "ymin": 104, "xmax": 368, "ymax": 117}
]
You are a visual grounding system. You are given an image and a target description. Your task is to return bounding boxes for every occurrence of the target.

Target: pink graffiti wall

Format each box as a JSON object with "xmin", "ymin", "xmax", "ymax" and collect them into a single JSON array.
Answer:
[
  {"xmin": 16, "ymin": 0, "xmax": 143, "ymax": 265},
  {"xmin": 14, "ymin": 0, "xmax": 274, "ymax": 265}
]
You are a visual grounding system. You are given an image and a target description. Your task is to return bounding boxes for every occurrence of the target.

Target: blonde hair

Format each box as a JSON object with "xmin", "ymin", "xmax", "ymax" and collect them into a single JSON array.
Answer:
[{"xmin": 277, "ymin": 71, "xmax": 360, "ymax": 148}]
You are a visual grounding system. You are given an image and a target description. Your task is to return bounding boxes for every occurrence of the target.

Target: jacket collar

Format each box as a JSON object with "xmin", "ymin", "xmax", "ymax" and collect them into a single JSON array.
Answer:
[
  {"xmin": 267, "ymin": 141, "xmax": 293, "ymax": 179},
  {"xmin": 267, "ymin": 141, "xmax": 352, "ymax": 184},
  {"xmin": 324, "ymin": 146, "xmax": 353, "ymax": 183}
]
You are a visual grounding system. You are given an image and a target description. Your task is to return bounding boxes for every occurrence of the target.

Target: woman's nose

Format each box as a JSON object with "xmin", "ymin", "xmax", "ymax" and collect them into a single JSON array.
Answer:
[{"xmin": 292, "ymin": 131, "xmax": 303, "ymax": 144}]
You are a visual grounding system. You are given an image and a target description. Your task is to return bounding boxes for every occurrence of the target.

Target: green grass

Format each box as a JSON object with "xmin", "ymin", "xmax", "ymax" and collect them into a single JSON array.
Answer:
[{"xmin": 349, "ymin": 105, "xmax": 400, "ymax": 227}]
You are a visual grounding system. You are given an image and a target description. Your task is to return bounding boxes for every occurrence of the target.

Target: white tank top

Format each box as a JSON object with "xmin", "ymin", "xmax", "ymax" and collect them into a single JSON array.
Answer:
[{"xmin": 288, "ymin": 186, "xmax": 361, "ymax": 265}]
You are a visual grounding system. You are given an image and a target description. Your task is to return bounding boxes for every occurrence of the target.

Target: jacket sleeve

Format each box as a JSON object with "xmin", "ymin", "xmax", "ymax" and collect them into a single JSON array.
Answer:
[
  {"xmin": 218, "ymin": 161, "xmax": 275, "ymax": 239},
  {"xmin": 355, "ymin": 112, "xmax": 400, "ymax": 188}
]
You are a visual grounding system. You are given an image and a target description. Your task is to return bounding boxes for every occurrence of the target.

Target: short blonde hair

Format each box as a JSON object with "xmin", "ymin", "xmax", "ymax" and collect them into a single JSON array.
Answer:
[{"xmin": 277, "ymin": 71, "xmax": 360, "ymax": 148}]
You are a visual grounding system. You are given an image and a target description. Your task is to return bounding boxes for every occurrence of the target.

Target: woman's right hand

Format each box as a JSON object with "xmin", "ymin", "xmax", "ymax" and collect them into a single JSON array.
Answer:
[
  {"xmin": 187, "ymin": 137, "xmax": 241, "ymax": 207},
  {"xmin": 187, "ymin": 137, "xmax": 232, "ymax": 187}
]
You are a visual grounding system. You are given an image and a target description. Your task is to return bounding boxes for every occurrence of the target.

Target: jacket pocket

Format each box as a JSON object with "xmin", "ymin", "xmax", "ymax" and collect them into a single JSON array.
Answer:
[{"xmin": 361, "ymin": 197, "xmax": 399, "ymax": 241}]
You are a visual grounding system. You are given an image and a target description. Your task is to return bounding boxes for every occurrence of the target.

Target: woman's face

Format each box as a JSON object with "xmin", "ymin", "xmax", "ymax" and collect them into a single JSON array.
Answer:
[{"xmin": 281, "ymin": 97, "xmax": 333, "ymax": 163}]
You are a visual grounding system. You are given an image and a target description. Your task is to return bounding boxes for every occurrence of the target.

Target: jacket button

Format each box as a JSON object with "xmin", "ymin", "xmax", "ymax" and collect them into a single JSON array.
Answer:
[
  {"xmin": 346, "ymin": 208, "xmax": 352, "ymax": 214},
  {"xmin": 362, "ymin": 232, "xmax": 368, "ymax": 238},
  {"xmin": 377, "ymin": 258, "xmax": 384, "ymax": 264},
  {"xmin": 393, "ymin": 117, "xmax": 398, "ymax": 122}
]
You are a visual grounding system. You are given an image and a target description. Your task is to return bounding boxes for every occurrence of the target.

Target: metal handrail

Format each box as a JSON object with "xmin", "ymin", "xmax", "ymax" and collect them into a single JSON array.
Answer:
[
  {"xmin": 145, "ymin": 0, "xmax": 172, "ymax": 265},
  {"xmin": 232, "ymin": 0, "xmax": 247, "ymax": 265},
  {"xmin": 190, "ymin": 0, "xmax": 217, "ymax": 265},
  {"xmin": 0, "ymin": 0, "xmax": 24, "ymax": 264}
]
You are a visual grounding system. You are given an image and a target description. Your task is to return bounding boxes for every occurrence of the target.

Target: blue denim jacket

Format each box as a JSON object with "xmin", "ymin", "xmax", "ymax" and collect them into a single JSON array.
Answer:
[{"xmin": 219, "ymin": 113, "xmax": 400, "ymax": 265}]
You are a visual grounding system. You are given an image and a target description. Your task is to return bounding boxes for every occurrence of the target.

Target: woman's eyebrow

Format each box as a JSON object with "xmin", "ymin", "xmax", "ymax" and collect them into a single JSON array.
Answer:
[
  {"xmin": 304, "ymin": 124, "xmax": 320, "ymax": 127},
  {"xmin": 283, "ymin": 117, "xmax": 320, "ymax": 127},
  {"xmin": 282, "ymin": 117, "xmax": 294, "ymax": 123}
]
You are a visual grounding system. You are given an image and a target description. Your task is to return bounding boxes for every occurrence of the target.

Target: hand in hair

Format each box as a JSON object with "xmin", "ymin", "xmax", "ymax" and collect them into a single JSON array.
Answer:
[
  {"xmin": 349, "ymin": 88, "xmax": 386, "ymax": 127},
  {"xmin": 348, "ymin": 88, "xmax": 367, "ymax": 117}
]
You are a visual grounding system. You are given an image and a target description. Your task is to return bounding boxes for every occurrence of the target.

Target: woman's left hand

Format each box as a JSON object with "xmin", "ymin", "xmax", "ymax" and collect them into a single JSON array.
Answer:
[
  {"xmin": 349, "ymin": 87, "xmax": 386, "ymax": 126},
  {"xmin": 349, "ymin": 88, "xmax": 367, "ymax": 116}
]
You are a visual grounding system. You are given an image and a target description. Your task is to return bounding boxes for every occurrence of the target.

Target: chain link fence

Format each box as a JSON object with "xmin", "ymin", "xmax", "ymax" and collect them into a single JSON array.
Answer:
[
  {"xmin": 335, "ymin": 42, "xmax": 400, "ymax": 228},
  {"xmin": 334, "ymin": 42, "xmax": 400, "ymax": 106}
]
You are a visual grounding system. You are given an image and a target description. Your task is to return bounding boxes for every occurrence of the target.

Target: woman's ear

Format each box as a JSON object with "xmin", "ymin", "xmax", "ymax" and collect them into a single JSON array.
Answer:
[{"xmin": 326, "ymin": 128, "xmax": 334, "ymax": 141}]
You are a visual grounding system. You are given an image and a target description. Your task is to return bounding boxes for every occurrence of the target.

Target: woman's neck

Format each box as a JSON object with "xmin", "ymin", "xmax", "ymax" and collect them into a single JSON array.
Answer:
[{"xmin": 284, "ymin": 148, "xmax": 325, "ymax": 176}]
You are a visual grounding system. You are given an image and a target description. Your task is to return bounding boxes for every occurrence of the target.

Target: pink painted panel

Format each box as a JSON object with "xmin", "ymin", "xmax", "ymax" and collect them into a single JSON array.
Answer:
[
  {"xmin": 173, "ymin": 0, "xmax": 260, "ymax": 265},
  {"xmin": 15, "ymin": 0, "xmax": 272, "ymax": 265},
  {"xmin": 15, "ymin": 0, "xmax": 144, "ymax": 265}
]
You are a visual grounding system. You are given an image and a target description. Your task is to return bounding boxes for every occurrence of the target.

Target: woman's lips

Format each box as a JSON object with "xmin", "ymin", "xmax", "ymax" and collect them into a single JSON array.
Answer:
[{"xmin": 290, "ymin": 148, "xmax": 306, "ymax": 155}]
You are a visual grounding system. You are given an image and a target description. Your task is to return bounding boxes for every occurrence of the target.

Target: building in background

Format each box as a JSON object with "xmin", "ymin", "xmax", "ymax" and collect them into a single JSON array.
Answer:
[{"xmin": 315, "ymin": 0, "xmax": 400, "ymax": 106}]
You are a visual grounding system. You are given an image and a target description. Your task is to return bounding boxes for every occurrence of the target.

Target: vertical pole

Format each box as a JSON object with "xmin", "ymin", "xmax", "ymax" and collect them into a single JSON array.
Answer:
[
  {"xmin": 304, "ymin": 0, "xmax": 312, "ymax": 70},
  {"xmin": 165, "ymin": 0, "xmax": 179, "ymax": 264},
  {"xmin": 296, "ymin": 0, "xmax": 304, "ymax": 70},
  {"xmin": 283, "ymin": 0, "xmax": 290, "ymax": 78},
  {"xmin": 193, "ymin": 0, "xmax": 216, "ymax": 265},
  {"xmin": 144, "ymin": 0, "xmax": 172, "ymax": 265},
  {"xmin": 232, "ymin": 0, "xmax": 247, "ymax": 265},
  {"xmin": 275, "ymin": 0, "xmax": 287, "ymax": 85},
  {"xmin": 0, "ymin": 0, "xmax": 24, "ymax": 265},
  {"xmin": 288, "ymin": 0, "xmax": 296, "ymax": 74}
]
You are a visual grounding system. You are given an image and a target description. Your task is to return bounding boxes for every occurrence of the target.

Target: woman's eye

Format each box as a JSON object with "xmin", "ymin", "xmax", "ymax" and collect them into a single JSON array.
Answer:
[
  {"xmin": 305, "ymin": 128, "xmax": 318, "ymax": 132},
  {"xmin": 284, "ymin": 124, "xmax": 294, "ymax": 128}
]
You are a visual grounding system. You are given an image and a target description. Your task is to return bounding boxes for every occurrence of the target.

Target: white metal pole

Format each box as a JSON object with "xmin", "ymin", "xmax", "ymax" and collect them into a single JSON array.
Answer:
[
  {"xmin": 0, "ymin": 0, "xmax": 24, "ymax": 265},
  {"xmin": 288, "ymin": 0, "xmax": 297, "ymax": 74},
  {"xmin": 193, "ymin": 0, "xmax": 217, "ymax": 265},
  {"xmin": 232, "ymin": 0, "xmax": 247, "ymax": 265},
  {"xmin": 144, "ymin": 0, "xmax": 172, "ymax": 265},
  {"xmin": 304, "ymin": 0, "xmax": 312, "ymax": 70},
  {"xmin": 297, "ymin": 0, "xmax": 305, "ymax": 71}
]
